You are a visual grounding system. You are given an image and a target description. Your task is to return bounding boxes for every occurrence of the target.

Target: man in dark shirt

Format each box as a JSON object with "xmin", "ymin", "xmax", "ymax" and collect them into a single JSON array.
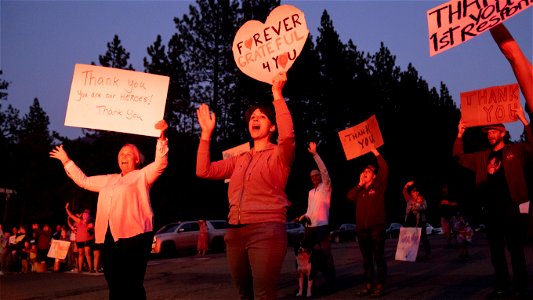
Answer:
[
  {"xmin": 346, "ymin": 149, "xmax": 388, "ymax": 298},
  {"xmin": 453, "ymin": 105, "xmax": 532, "ymax": 299}
]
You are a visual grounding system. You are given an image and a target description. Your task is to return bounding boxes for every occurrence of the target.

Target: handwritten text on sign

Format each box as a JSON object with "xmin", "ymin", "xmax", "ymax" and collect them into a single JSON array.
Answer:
[
  {"xmin": 427, "ymin": 0, "xmax": 532, "ymax": 56},
  {"xmin": 395, "ymin": 227, "xmax": 421, "ymax": 262},
  {"xmin": 232, "ymin": 5, "xmax": 309, "ymax": 84},
  {"xmin": 65, "ymin": 64, "xmax": 169, "ymax": 137},
  {"xmin": 47, "ymin": 240, "xmax": 71, "ymax": 260},
  {"xmin": 460, "ymin": 83, "xmax": 520, "ymax": 127},
  {"xmin": 338, "ymin": 115, "xmax": 384, "ymax": 161}
]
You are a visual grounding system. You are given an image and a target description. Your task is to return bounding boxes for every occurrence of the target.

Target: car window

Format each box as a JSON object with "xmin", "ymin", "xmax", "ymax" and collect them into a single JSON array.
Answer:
[
  {"xmin": 181, "ymin": 222, "xmax": 200, "ymax": 232},
  {"xmin": 210, "ymin": 221, "xmax": 228, "ymax": 229},
  {"xmin": 157, "ymin": 223, "xmax": 180, "ymax": 233}
]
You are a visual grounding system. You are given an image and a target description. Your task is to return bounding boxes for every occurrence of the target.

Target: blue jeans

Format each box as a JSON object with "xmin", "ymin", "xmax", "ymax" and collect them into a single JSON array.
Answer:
[{"xmin": 225, "ymin": 222, "xmax": 287, "ymax": 300}]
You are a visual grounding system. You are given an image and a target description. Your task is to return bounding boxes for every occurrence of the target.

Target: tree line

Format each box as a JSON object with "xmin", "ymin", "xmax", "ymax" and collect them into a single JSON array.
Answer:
[{"xmin": 1, "ymin": 0, "xmax": 494, "ymax": 230}]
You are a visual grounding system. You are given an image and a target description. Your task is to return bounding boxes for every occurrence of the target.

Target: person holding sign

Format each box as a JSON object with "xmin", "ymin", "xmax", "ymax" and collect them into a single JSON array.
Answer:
[
  {"xmin": 196, "ymin": 72, "xmax": 294, "ymax": 300},
  {"xmin": 490, "ymin": 22, "xmax": 533, "ymax": 248},
  {"xmin": 346, "ymin": 149, "xmax": 388, "ymax": 298},
  {"xmin": 50, "ymin": 120, "xmax": 169, "ymax": 300},
  {"xmin": 402, "ymin": 181, "xmax": 431, "ymax": 257},
  {"xmin": 296, "ymin": 141, "xmax": 336, "ymax": 294},
  {"xmin": 454, "ymin": 105, "xmax": 531, "ymax": 299}
]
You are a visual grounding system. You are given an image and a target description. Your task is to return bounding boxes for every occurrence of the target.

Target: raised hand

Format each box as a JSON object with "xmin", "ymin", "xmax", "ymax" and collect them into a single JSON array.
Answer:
[
  {"xmin": 511, "ymin": 105, "xmax": 529, "ymax": 125},
  {"xmin": 272, "ymin": 71, "xmax": 287, "ymax": 100},
  {"xmin": 308, "ymin": 142, "xmax": 317, "ymax": 155},
  {"xmin": 457, "ymin": 119, "xmax": 466, "ymax": 138},
  {"xmin": 155, "ymin": 119, "xmax": 168, "ymax": 139},
  {"xmin": 196, "ymin": 103, "xmax": 216, "ymax": 140},
  {"xmin": 50, "ymin": 145, "xmax": 70, "ymax": 165}
]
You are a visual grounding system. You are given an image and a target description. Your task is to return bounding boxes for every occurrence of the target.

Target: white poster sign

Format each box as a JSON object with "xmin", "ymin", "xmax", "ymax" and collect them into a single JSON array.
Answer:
[
  {"xmin": 232, "ymin": 5, "xmax": 309, "ymax": 84},
  {"xmin": 395, "ymin": 227, "xmax": 421, "ymax": 262},
  {"xmin": 65, "ymin": 64, "xmax": 169, "ymax": 137},
  {"xmin": 427, "ymin": 0, "xmax": 532, "ymax": 56},
  {"xmin": 47, "ymin": 240, "xmax": 71, "ymax": 260}
]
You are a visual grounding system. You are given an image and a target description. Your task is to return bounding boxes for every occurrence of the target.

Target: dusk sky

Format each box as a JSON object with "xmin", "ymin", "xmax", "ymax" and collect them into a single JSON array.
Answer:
[{"xmin": 2, "ymin": 0, "xmax": 532, "ymax": 140}]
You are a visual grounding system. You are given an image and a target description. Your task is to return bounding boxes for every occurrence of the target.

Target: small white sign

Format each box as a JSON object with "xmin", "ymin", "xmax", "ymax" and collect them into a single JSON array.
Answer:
[
  {"xmin": 47, "ymin": 240, "xmax": 71, "ymax": 260},
  {"xmin": 395, "ymin": 227, "xmax": 421, "ymax": 262}
]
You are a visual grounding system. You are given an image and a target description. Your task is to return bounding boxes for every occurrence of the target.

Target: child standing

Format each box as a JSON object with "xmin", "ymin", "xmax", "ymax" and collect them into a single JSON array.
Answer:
[{"xmin": 454, "ymin": 214, "xmax": 473, "ymax": 260}]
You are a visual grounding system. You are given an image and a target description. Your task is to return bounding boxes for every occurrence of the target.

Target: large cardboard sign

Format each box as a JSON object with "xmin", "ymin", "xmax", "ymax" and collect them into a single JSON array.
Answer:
[
  {"xmin": 395, "ymin": 227, "xmax": 422, "ymax": 262},
  {"xmin": 232, "ymin": 5, "xmax": 309, "ymax": 84},
  {"xmin": 47, "ymin": 239, "xmax": 71, "ymax": 260},
  {"xmin": 338, "ymin": 115, "xmax": 384, "ymax": 160},
  {"xmin": 222, "ymin": 142, "xmax": 251, "ymax": 183},
  {"xmin": 65, "ymin": 64, "xmax": 169, "ymax": 137},
  {"xmin": 460, "ymin": 83, "xmax": 520, "ymax": 127},
  {"xmin": 427, "ymin": 0, "xmax": 532, "ymax": 56}
]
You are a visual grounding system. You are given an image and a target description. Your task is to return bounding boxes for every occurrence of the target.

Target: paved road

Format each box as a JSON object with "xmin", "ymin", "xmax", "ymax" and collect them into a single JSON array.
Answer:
[{"xmin": 2, "ymin": 233, "xmax": 533, "ymax": 299}]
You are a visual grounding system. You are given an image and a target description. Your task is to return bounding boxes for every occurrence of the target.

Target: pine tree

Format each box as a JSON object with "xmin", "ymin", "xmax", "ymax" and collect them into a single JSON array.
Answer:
[{"xmin": 95, "ymin": 35, "xmax": 134, "ymax": 70}]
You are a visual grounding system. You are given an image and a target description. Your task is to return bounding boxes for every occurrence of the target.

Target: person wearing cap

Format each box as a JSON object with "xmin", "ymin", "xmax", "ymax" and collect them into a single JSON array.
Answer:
[
  {"xmin": 346, "ymin": 148, "xmax": 388, "ymax": 298},
  {"xmin": 402, "ymin": 180, "xmax": 431, "ymax": 257},
  {"xmin": 490, "ymin": 22, "xmax": 533, "ymax": 259},
  {"xmin": 454, "ymin": 105, "xmax": 532, "ymax": 299},
  {"xmin": 50, "ymin": 120, "xmax": 169, "ymax": 300},
  {"xmin": 196, "ymin": 72, "xmax": 294, "ymax": 300},
  {"xmin": 296, "ymin": 141, "xmax": 336, "ymax": 293}
]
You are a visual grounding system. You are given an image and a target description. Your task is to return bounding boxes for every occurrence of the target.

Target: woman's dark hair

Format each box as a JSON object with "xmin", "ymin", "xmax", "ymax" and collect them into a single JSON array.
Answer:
[{"xmin": 245, "ymin": 104, "xmax": 276, "ymax": 125}]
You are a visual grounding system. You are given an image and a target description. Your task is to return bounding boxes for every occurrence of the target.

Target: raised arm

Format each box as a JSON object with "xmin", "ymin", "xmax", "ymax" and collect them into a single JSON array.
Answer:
[
  {"xmin": 308, "ymin": 142, "xmax": 331, "ymax": 188},
  {"xmin": 195, "ymin": 104, "xmax": 235, "ymax": 179},
  {"xmin": 50, "ymin": 145, "xmax": 109, "ymax": 192},
  {"xmin": 402, "ymin": 181, "xmax": 414, "ymax": 203},
  {"xmin": 490, "ymin": 23, "xmax": 533, "ymax": 114},
  {"xmin": 272, "ymin": 72, "xmax": 295, "ymax": 168},
  {"xmin": 143, "ymin": 120, "xmax": 169, "ymax": 185},
  {"xmin": 64, "ymin": 203, "xmax": 80, "ymax": 224},
  {"xmin": 372, "ymin": 149, "xmax": 388, "ymax": 186}
]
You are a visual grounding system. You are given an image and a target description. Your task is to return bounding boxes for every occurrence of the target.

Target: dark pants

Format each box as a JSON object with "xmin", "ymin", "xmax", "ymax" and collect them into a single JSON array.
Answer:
[
  {"xmin": 224, "ymin": 222, "xmax": 287, "ymax": 300},
  {"xmin": 486, "ymin": 215, "xmax": 528, "ymax": 292},
  {"xmin": 102, "ymin": 228, "xmax": 154, "ymax": 300},
  {"xmin": 356, "ymin": 226, "xmax": 387, "ymax": 286},
  {"xmin": 419, "ymin": 222, "xmax": 431, "ymax": 255},
  {"xmin": 304, "ymin": 225, "xmax": 336, "ymax": 288}
]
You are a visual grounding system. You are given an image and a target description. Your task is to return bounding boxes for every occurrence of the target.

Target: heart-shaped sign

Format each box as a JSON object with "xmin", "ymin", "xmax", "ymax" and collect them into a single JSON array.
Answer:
[{"xmin": 232, "ymin": 5, "xmax": 309, "ymax": 85}]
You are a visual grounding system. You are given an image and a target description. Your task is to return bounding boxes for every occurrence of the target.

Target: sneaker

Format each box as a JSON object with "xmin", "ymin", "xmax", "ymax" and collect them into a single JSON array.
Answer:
[
  {"xmin": 355, "ymin": 288, "xmax": 371, "ymax": 297},
  {"xmin": 355, "ymin": 283, "xmax": 372, "ymax": 297},
  {"xmin": 0, "ymin": 270, "xmax": 4, "ymax": 276},
  {"xmin": 370, "ymin": 284, "xmax": 384, "ymax": 298},
  {"xmin": 370, "ymin": 288, "xmax": 384, "ymax": 298}
]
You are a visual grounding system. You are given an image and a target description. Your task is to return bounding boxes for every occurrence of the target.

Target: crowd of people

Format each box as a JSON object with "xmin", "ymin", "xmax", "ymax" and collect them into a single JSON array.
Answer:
[
  {"xmin": 0, "ymin": 211, "xmax": 103, "ymax": 276},
  {"xmin": 0, "ymin": 22, "xmax": 531, "ymax": 300}
]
